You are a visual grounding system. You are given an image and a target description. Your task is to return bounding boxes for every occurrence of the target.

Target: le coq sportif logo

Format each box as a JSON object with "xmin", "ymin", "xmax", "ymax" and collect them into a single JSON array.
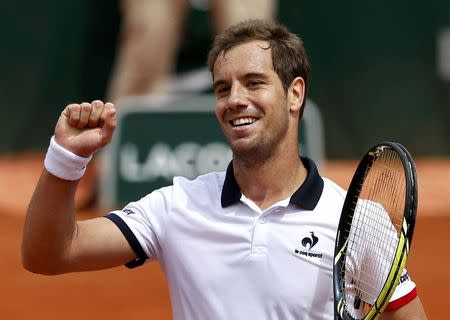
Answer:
[
  {"xmin": 293, "ymin": 231, "xmax": 323, "ymax": 259},
  {"xmin": 301, "ymin": 232, "xmax": 318, "ymax": 250}
]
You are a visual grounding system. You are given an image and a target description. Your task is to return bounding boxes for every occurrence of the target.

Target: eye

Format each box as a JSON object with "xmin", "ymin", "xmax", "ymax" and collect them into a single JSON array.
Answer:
[
  {"xmin": 247, "ymin": 79, "xmax": 263, "ymax": 88},
  {"xmin": 214, "ymin": 85, "xmax": 230, "ymax": 97}
]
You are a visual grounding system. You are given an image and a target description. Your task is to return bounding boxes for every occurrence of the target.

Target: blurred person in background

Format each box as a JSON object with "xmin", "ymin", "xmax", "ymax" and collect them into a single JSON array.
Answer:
[{"xmin": 107, "ymin": 0, "xmax": 277, "ymax": 103}]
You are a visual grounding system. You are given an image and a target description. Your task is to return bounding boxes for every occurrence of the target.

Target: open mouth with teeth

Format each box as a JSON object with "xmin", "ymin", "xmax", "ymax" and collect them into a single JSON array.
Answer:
[{"xmin": 230, "ymin": 117, "xmax": 257, "ymax": 127}]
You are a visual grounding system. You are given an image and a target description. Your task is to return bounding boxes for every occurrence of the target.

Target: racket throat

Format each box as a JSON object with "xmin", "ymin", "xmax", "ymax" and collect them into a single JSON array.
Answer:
[{"xmin": 354, "ymin": 295, "xmax": 362, "ymax": 310}]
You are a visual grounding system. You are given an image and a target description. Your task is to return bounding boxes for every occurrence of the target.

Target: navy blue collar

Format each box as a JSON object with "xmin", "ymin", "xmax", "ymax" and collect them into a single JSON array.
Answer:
[{"xmin": 221, "ymin": 157, "xmax": 324, "ymax": 210}]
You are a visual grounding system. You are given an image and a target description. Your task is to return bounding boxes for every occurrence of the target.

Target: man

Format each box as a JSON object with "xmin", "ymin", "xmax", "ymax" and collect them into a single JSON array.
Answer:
[{"xmin": 22, "ymin": 19, "xmax": 427, "ymax": 319}]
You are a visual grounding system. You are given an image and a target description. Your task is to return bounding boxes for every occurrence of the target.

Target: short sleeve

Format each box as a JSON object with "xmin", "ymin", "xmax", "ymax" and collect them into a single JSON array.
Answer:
[
  {"xmin": 386, "ymin": 268, "xmax": 417, "ymax": 310},
  {"xmin": 105, "ymin": 187, "xmax": 171, "ymax": 268}
]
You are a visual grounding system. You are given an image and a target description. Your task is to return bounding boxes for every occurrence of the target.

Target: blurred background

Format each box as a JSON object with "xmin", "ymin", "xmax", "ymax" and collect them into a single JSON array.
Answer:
[
  {"xmin": 0, "ymin": 0, "xmax": 449, "ymax": 319},
  {"xmin": 1, "ymin": 0, "xmax": 450, "ymax": 157}
]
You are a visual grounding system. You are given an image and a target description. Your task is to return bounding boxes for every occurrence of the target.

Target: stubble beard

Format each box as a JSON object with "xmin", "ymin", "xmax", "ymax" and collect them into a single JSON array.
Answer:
[
  {"xmin": 231, "ymin": 138, "xmax": 272, "ymax": 167},
  {"xmin": 230, "ymin": 116, "xmax": 290, "ymax": 168}
]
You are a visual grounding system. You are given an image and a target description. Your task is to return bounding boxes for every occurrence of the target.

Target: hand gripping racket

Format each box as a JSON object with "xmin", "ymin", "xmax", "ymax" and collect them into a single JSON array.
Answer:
[{"xmin": 333, "ymin": 142, "xmax": 418, "ymax": 320}]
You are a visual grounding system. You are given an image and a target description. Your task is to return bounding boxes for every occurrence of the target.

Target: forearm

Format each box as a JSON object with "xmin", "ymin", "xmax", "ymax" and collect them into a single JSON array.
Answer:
[
  {"xmin": 22, "ymin": 170, "xmax": 79, "ymax": 274},
  {"xmin": 380, "ymin": 296, "xmax": 427, "ymax": 320},
  {"xmin": 22, "ymin": 101, "xmax": 118, "ymax": 274}
]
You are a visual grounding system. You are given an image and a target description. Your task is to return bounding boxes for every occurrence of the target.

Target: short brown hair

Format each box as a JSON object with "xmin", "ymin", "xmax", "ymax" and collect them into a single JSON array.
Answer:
[{"xmin": 207, "ymin": 19, "xmax": 310, "ymax": 107}]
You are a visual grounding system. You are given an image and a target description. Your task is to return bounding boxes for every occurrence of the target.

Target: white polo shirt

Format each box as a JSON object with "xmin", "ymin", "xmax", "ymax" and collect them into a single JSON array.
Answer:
[{"xmin": 106, "ymin": 157, "xmax": 417, "ymax": 320}]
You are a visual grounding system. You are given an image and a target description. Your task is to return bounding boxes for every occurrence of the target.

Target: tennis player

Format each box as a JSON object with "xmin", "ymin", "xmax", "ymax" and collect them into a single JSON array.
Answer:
[{"xmin": 22, "ymin": 19, "xmax": 427, "ymax": 319}]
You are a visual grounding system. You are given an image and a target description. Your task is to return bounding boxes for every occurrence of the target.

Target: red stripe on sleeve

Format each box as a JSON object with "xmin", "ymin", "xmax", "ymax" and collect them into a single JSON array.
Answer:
[{"xmin": 384, "ymin": 287, "xmax": 417, "ymax": 311}]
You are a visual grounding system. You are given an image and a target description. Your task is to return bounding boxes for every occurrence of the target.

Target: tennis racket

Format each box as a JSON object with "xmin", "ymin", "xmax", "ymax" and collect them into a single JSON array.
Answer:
[{"xmin": 333, "ymin": 142, "xmax": 418, "ymax": 320}]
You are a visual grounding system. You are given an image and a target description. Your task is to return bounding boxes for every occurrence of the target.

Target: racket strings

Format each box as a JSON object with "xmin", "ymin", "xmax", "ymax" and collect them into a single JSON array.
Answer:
[{"xmin": 342, "ymin": 150, "xmax": 406, "ymax": 318}]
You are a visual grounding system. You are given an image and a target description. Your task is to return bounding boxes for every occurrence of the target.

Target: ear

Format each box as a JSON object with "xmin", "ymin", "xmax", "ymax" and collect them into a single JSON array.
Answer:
[{"xmin": 287, "ymin": 77, "xmax": 305, "ymax": 113}]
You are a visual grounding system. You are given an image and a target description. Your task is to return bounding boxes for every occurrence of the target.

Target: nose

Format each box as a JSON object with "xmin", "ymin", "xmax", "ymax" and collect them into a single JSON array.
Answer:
[{"xmin": 227, "ymin": 83, "xmax": 248, "ymax": 110}]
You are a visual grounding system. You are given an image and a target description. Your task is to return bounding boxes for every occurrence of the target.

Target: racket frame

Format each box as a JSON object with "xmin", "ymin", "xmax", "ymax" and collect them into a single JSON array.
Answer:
[{"xmin": 333, "ymin": 142, "xmax": 418, "ymax": 320}]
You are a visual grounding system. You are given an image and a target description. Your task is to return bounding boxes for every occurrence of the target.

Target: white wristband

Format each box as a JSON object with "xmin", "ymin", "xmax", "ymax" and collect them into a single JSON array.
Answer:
[{"xmin": 44, "ymin": 136, "xmax": 93, "ymax": 181}]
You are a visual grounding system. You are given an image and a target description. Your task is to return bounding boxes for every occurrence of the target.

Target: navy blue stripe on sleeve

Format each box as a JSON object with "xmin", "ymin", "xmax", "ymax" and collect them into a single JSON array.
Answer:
[{"xmin": 105, "ymin": 213, "xmax": 148, "ymax": 268}]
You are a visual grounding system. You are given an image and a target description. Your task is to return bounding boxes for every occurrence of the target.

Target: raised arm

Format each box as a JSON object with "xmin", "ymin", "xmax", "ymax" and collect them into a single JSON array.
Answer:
[{"xmin": 22, "ymin": 100, "xmax": 136, "ymax": 274}]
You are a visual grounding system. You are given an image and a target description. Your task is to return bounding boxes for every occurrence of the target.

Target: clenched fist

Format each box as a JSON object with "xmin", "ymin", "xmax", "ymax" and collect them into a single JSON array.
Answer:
[{"xmin": 54, "ymin": 100, "xmax": 116, "ymax": 157}]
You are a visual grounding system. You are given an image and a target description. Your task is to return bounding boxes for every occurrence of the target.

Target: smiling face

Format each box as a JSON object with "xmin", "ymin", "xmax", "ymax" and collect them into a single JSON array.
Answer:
[{"xmin": 213, "ymin": 40, "xmax": 297, "ymax": 164}]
